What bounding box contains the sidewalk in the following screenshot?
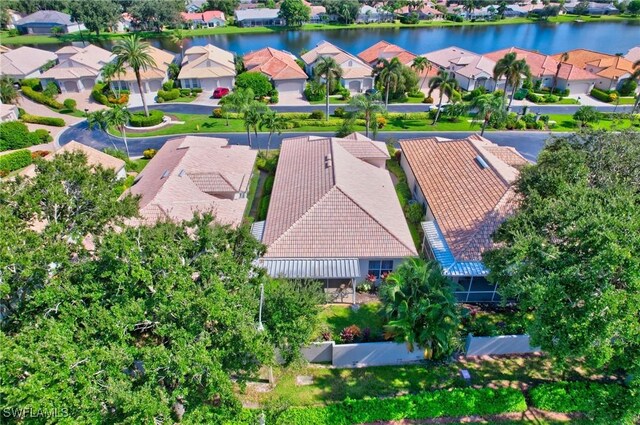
[18,95,85,144]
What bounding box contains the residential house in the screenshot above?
[252,133,417,302]
[185,0,207,13]
[563,1,619,14]
[40,44,114,93]
[111,46,175,94]
[357,41,416,66]
[625,46,640,64]
[243,47,308,97]
[302,41,374,93]
[181,11,226,28]
[422,46,505,91]
[178,44,236,92]
[115,13,134,32]
[399,135,529,302]
[234,9,285,27]
[356,5,393,23]
[2,10,24,30]
[15,10,85,34]
[485,47,596,95]
[21,141,127,179]
[303,0,328,23]
[552,49,635,92]
[396,3,445,20]
[127,136,256,227]
[0,46,58,80]
[0,101,19,123]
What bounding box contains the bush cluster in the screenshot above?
[143,149,157,159]
[63,98,77,110]
[590,88,617,103]
[162,80,175,91]
[0,149,32,174]
[309,110,325,120]
[526,92,559,103]
[92,83,129,106]
[21,114,65,127]
[157,88,180,101]
[21,86,63,109]
[33,129,52,143]
[0,121,40,151]
[304,82,326,102]
[129,110,165,128]
[21,78,41,89]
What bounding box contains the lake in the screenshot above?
[31,21,640,57]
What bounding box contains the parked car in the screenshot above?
[364,88,379,98]
[213,87,230,99]
[428,103,452,112]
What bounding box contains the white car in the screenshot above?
[428,103,452,112]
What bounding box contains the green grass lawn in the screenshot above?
[126,158,149,173]
[169,95,198,103]
[243,169,261,220]
[616,97,638,105]
[548,114,639,132]
[309,97,347,105]
[533,98,580,105]
[318,302,385,342]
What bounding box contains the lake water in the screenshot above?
[27,21,640,56]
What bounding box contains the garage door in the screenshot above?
[276,80,303,95]
[80,78,94,91]
[63,80,78,93]
[348,80,362,92]
[148,80,162,92]
[568,81,592,95]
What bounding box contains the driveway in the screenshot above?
[18,94,85,142]
[277,91,309,105]
[59,91,105,113]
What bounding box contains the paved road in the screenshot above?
[60,121,558,162]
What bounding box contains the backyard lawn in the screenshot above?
[318,302,385,342]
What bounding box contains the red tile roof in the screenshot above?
[358,41,417,65]
[181,10,225,21]
[243,47,308,81]
[552,49,635,80]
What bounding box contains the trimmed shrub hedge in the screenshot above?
[529,381,630,413]
[21,86,63,109]
[590,88,617,103]
[33,129,52,143]
[0,121,40,151]
[257,194,270,221]
[92,82,129,106]
[191,87,203,93]
[157,88,180,101]
[129,110,165,127]
[263,174,275,194]
[63,98,77,110]
[395,181,411,208]
[0,149,32,173]
[21,114,65,127]
[21,78,41,89]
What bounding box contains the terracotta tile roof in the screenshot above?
[424,46,498,79]
[117,46,175,82]
[262,134,416,259]
[181,10,225,21]
[358,41,417,65]
[399,134,527,262]
[485,47,560,79]
[302,41,373,77]
[178,44,235,80]
[552,49,634,80]
[126,136,256,227]
[243,47,308,81]
[555,62,596,81]
[41,44,113,80]
[0,46,58,77]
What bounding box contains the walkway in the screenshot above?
[18,95,85,143]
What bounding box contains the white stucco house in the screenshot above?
[0,46,58,81]
[15,10,85,34]
[111,46,175,95]
[302,41,374,93]
[40,44,114,93]
[178,44,236,92]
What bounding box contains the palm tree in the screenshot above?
[379,258,460,359]
[348,94,386,137]
[170,29,186,59]
[314,56,343,121]
[259,110,287,152]
[411,56,431,93]
[220,88,254,126]
[469,92,504,136]
[0,76,18,104]
[243,101,267,148]
[87,110,118,151]
[428,70,459,125]
[101,61,126,97]
[551,51,569,95]
[374,57,404,107]
[105,105,132,158]
[112,35,157,117]
[493,52,531,110]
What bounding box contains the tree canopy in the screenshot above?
[68,0,121,36]
[278,0,311,26]
[484,131,640,378]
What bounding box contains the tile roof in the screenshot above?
[625,46,640,64]
[178,44,235,80]
[235,8,280,20]
[117,46,175,82]
[243,47,307,81]
[181,10,225,21]
[423,46,498,79]
[126,136,256,227]
[399,134,528,263]
[552,49,635,80]
[0,45,11,54]
[16,10,74,26]
[485,47,560,79]
[0,46,57,77]
[302,41,373,79]
[358,41,417,65]
[262,134,416,259]
[41,44,113,80]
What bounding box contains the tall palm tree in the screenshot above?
[112,35,157,117]
[101,61,126,97]
[314,56,343,121]
[493,52,531,110]
[105,105,132,158]
[259,110,287,152]
[170,29,186,59]
[348,93,386,137]
[551,51,569,95]
[428,70,459,125]
[220,88,254,126]
[87,110,118,151]
[379,258,460,359]
[469,92,504,136]
[411,56,431,93]
[243,101,267,148]
[0,76,18,104]
[374,57,404,107]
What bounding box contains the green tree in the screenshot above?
[105,105,132,158]
[493,52,531,109]
[374,57,404,106]
[379,258,461,359]
[170,28,186,58]
[87,109,119,151]
[113,35,157,117]
[630,60,640,113]
[573,105,599,127]
[206,0,240,16]
[628,0,640,15]
[101,60,126,96]
[259,109,287,152]
[219,87,254,126]
[428,70,459,125]
[69,0,122,36]
[0,76,18,104]
[279,0,311,26]
[469,92,505,136]
[348,93,386,137]
[324,0,359,23]
[235,72,273,98]
[243,101,267,147]
[411,56,431,93]
[483,131,640,387]
[313,56,343,121]
[129,0,183,31]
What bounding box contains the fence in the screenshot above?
[464,334,540,356]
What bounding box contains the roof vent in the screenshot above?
[161,170,170,179]
[324,154,332,169]
[475,155,489,169]
[178,169,186,177]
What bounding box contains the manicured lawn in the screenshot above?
[309,97,347,105]
[616,97,637,105]
[318,302,385,342]
[548,114,638,132]
[169,95,198,103]
[126,158,149,173]
[243,169,261,220]
[532,98,580,105]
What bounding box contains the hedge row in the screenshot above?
[21,114,65,127]
[529,381,630,414]
[129,110,165,127]
[590,88,617,103]
[21,86,63,109]
[157,88,180,101]
[0,149,32,174]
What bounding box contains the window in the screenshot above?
[191,79,201,88]
[368,260,393,279]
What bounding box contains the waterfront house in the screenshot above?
[234,8,285,27]
[0,46,58,80]
[15,10,84,34]
[127,136,256,227]
[185,0,207,13]
[303,0,328,23]
[111,46,175,94]
[178,44,236,92]
[181,11,226,28]
[357,41,417,66]
[552,49,635,92]
[252,133,417,302]
[399,135,529,302]
[40,45,114,93]
[243,47,308,98]
[302,41,374,93]
[356,5,393,23]
[396,3,445,20]
[563,1,619,14]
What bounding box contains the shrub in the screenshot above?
[400,12,420,24]
[376,116,386,129]
[212,108,223,118]
[304,81,326,102]
[513,88,528,101]
[63,98,77,110]
[103,147,128,160]
[236,72,273,98]
[143,149,157,159]
[157,88,180,101]
[257,194,271,221]
[339,325,361,343]
[91,82,110,106]
[129,110,165,127]
[309,110,325,120]
[543,94,559,103]
[33,129,52,143]
[21,86,63,109]
[618,79,637,96]
[0,149,32,173]
[423,96,434,104]
[590,87,616,103]
[333,107,346,118]
[42,81,59,98]
[269,93,278,104]
[0,121,39,151]
[405,202,424,224]
[191,87,203,93]
[162,80,175,91]
[515,119,527,130]
[526,92,542,103]
[256,153,279,173]
[407,90,425,99]
[21,78,41,89]
[395,181,411,208]
[106,94,129,105]
[30,150,50,159]
[263,174,275,194]
[179,88,191,96]
[21,114,65,127]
